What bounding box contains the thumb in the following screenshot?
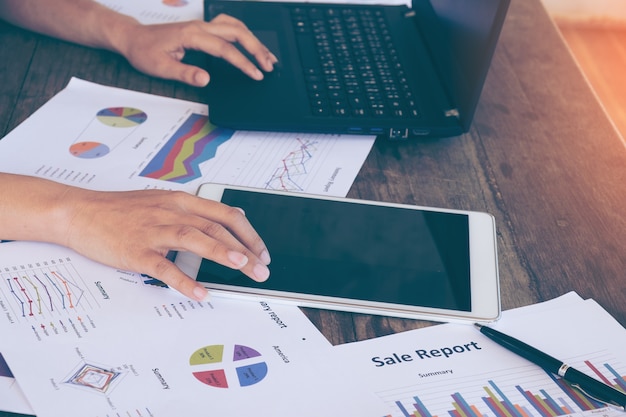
[140,57,211,87]
[167,61,211,87]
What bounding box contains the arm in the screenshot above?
[0,173,271,301]
[0,0,277,86]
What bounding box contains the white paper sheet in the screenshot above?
[0,241,389,417]
[0,353,34,415]
[96,0,203,24]
[0,78,375,198]
[333,292,626,417]
[94,0,410,25]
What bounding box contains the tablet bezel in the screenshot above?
[175,183,501,324]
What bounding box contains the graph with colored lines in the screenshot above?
[0,257,101,324]
[380,354,626,417]
[64,362,124,394]
[265,137,318,192]
[140,113,233,183]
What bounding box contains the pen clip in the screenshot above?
[570,383,626,412]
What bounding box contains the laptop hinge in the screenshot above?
[445,108,460,119]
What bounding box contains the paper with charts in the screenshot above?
[93,0,411,25]
[0,352,32,415]
[0,241,389,417]
[95,0,203,24]
[0,77,375,197]
[333,292,626,417]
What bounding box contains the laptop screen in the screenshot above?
[416,0,510,128]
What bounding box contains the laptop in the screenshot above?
[202,0,510,139]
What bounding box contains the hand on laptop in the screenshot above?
[0,174,271,302]
[119,14,279,87]
[0,0,278,87]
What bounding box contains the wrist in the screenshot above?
[0,174,79,246]
[103,14,142,57]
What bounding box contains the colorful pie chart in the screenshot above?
[163,0,189,6]
[69,141,110,158]
[190,344,268,388]
[96,107,148,128]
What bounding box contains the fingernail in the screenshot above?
[253,68,264,80]
[260,249,271,265]
[193,286,210,302]
[253,263,270,282]
[228,251,248,268]
[195,71,210,86]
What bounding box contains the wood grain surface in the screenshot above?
[1,0,624,351]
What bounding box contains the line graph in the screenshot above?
[264,138,318,191]
[6,270,86,316]
[0,257,100,323]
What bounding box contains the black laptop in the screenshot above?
[202,0,510,139]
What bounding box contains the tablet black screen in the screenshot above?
[197,189,471,311]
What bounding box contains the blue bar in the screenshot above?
[604,363,626,392]
[538,389,564,416]
[452,392,478,417]
[396,400,412,417]
[413,395,434,417]
[489,380,524,417]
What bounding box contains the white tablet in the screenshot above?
[175,184,501,323]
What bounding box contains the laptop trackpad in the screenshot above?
[234,30,285,79]
[254,30,282,65]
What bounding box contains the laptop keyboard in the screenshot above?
[291,6,421,119]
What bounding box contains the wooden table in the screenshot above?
[1,0,625,357]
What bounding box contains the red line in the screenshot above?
[584,360,612,385]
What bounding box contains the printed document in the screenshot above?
[0,241,389,417]
[0,78,375,198]
[333,292,626,417]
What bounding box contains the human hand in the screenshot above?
[117,14,278,86]
[61,188,271,301]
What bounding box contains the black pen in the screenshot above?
[475,323,626,411]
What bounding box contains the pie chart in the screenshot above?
[96,107,148,128]
[163,0,189,6]
[69,141,110,158]
[190,344,268,388]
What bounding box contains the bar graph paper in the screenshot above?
[379,351,625,417]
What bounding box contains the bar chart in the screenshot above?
[380,351,626,417]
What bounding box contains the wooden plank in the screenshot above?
[1,0,624,345]
[0,22,37,137]
[4,31,202,134]
[556,23,626,141]
[473,0,626,325]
